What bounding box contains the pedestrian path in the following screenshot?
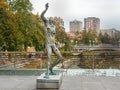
[60,75,120,90]
[0,69,120,90]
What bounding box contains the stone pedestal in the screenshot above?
[36,73,63,90]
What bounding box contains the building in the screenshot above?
[84,17,100,32]
[70,19,82,33]
[100,29,115,38]
[100,28,120,39]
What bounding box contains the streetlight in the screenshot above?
[76,41,77,46]
[93,41,95,47]
[89,40,92,47]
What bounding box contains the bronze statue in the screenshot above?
[41,3,62,78]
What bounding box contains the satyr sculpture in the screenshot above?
[41,3,62,78]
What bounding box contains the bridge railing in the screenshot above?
[73,45,120,51]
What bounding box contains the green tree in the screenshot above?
[53,17,72,51]
[81,30,98,45]
[7,0,33,13]
[31,14,45,51]
[8,0,35,51]
[0,0,45,51]
[0,0,23,51]
[9,0,45,51]
[99,32,109,44]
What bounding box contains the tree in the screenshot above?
[99,32,110,44]
[10,0,33,51]
[30,14,45,51]
[53,17,72,51]
[7,0,40,51]
[81,30,98,45]
[7,0,33,13]
[0,0,24,51]
[0,0,45,51]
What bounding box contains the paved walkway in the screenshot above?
[61,75,120,90]
[0,76,36,90]
[0,75,120,90]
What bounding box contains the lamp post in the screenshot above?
[93,41,95,47]
[89,40,92,47]
[92,56,95,72]
[76,41,77,46]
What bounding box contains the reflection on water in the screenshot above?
[65,69,120,76]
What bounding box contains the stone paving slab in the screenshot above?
[0,76,37,90]
[60,75,120,90]
[0,75,120,90]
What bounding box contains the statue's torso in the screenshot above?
[44,23,56,44]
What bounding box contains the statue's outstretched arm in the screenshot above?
[41,3,49,24]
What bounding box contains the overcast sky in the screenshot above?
[30,0,120,31]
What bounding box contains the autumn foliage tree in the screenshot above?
[1,0,70,52]
[81,30,98,45]
[0,0,23,51]
[0,0,45,51]
[53,17,72,51]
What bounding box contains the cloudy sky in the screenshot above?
[30,0,120,31]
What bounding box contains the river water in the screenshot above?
[63,60,120,77]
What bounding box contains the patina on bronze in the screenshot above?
[41,3,62,78]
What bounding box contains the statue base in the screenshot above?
[36,72,63,89]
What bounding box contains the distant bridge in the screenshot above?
[73,46,120,51]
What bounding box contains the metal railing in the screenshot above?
[0,51,120,76]
[0,52,46,69]
[0,51,120,69]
